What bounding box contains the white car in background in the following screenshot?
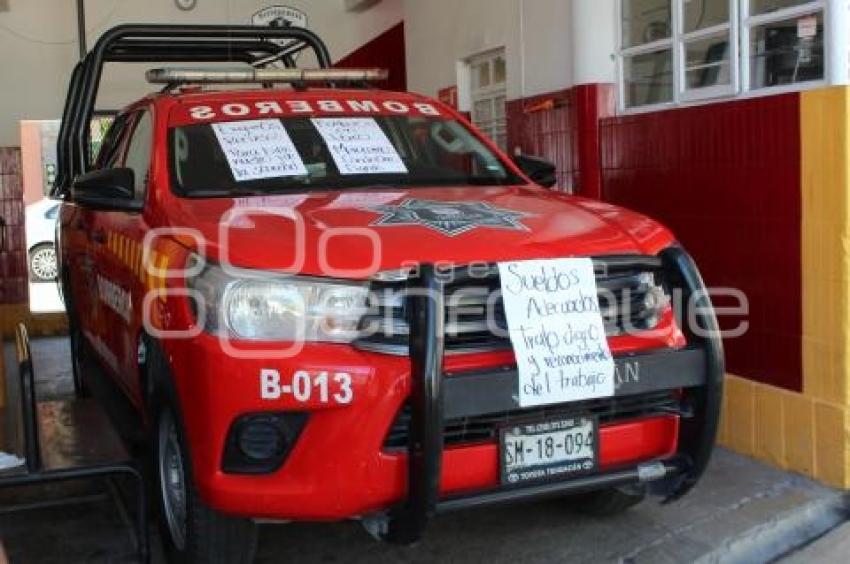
[25,198,59,282]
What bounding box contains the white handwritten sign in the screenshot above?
[498,258,615,407]
[311,117,408,175]
[212,119,307,182]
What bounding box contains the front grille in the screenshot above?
[383,390,682,450]
[355,255,669,355]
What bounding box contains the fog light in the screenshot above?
[238,419,283,461]
[222,412,308,474]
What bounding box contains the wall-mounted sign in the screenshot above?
[251,5,308,29]
[438,86,458,109]
[797,15,817,39]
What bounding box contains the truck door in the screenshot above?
[92,108,154,401]
[61,113,130,370]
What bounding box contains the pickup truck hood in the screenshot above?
[163,185,676,277]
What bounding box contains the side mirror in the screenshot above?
[513,155,557,188]
[71,168,142,212]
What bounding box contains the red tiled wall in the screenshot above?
[506,89,577,191]
[0,147,27,305]
[600,94,802,391]
[506,84,614,196]
[335,22,406,92]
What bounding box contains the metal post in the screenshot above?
[15,323,41,473]
[76,0,86,59]
[0,334,6,410]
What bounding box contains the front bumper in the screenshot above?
[384,247,724,543]
[166,248,723,530]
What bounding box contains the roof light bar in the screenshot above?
[146,67,388,84]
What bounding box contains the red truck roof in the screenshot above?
[161,88,452,127]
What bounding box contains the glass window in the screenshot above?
[469,49,508,151]
[684,0,730,32]
[750,0,813,15]
[123,112,153,201]
[169,116,521,197]
[618,0,826,109]
[474,62,491,89]
[90,115,115,163]
[685,32,732,89]
[622,0,671,48]
[94,113,129,169]
[473,99,493,123]
[623,49,674,107]
[749,12,823,89]
[493,55,507,84]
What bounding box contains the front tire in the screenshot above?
[29,243,57,282]
[64,278,91,398]
[150,347,257,564]
[68,321,91,398]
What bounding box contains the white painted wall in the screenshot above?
[404,0,616,105]
[518,0,575,98]
[403,0,520,104]
[570,0,617,86]
[827,0,850,85]
[0,0,403,147]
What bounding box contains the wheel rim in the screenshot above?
[158,410,188,551]
[30,247,57,281]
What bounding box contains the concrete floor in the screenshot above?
[782,521,850,563]
[1,337,847,563]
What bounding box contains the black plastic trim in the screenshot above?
[221,412,309,475]
[437,459,685,513]
[442,348,705,419]
[354,254,668,356]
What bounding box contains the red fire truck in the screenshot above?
[53,25,723,564]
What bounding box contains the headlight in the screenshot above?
[189,261,368,342]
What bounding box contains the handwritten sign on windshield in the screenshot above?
[312,117,407,175]
[498,258,615,407]
[212,119,307,182]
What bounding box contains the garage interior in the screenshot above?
[2,0,850,562]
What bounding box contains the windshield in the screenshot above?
[169,115,522,196]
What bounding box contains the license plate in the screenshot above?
[500,417,597,485]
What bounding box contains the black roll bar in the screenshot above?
[56,60,85,196]
[385,265,446,544]
[104,39,295,63]
[53,24,333,196]
[660,247,725,500]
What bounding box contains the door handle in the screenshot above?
[0,216,6,252]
